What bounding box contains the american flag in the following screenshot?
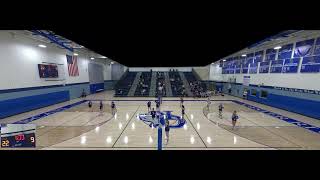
[66,55,79,76]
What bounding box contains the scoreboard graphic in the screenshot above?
[1,124,36,148]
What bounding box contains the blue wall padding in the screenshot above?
[0,91,70,119]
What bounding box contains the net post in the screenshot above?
[157,126,162,150]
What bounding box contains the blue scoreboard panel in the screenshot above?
[282,58,300,73]
[259,61,270,73]
[1,124,36,148]
[270,60,284,73]
[300,55,320,73]
[1,133,36,148]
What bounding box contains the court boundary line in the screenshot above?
[86,99,232,102]
[40,146,302,149]
[6,97,320,149]
[6,99,230,125]
[232,111,302,148]
[184,114,207,148]
[233,100,320,134]
[35,112,88,136]
[42,115,115,149]
[12,100,88,124]
[204,105,303,149]
[111,106,140,148]
[203,111,271,149]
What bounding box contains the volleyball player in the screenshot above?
[207,97,211,110]
[218,103,224,119]
[147,101,151,112]
[231,110,239,130]
[88,101,93,112]
[181,105,185,119]
[99,101,104,114]
[111,101,116,116]
[180,97,184,107]
[151,108,156,121]
[156,100,160,111]
[165,119,170,144]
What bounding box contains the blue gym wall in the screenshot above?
[0,31,125,120]
[216,81,320,120]
[0,81,117,119]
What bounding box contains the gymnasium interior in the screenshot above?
[0,30,320,150]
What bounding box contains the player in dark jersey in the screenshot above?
[111,101,116,116]
[156,100,160,111]
[99,101,103,114]
[88,101,93,112]
[165,119,170,144]
[180,97,184,108]
[147,101,151,112]
[151,108,156,119]
[231,110,239,130]
[218,103,224,119]
[181,105,185,119]
[150,108,157,128]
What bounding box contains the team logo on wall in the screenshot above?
[138,111,186,128]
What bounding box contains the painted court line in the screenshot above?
[9,99,320,136]
[13,100,87,124]
[86,99,231,102]
[111,106,140,148]
[233,100,320,134]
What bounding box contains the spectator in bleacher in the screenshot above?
[117,89,123,95]
[141,88,146,96]
[182,88,186,97]
[158,85,164,95]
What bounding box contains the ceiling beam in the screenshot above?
[31,30,74,52]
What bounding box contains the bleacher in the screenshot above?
[184,72,208,97]
[134,72,152,96]
[155,72,166,97]
[114,71,204,97]
[184,72,197,83]
[114,72,137,97]
[169,71,184,96]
